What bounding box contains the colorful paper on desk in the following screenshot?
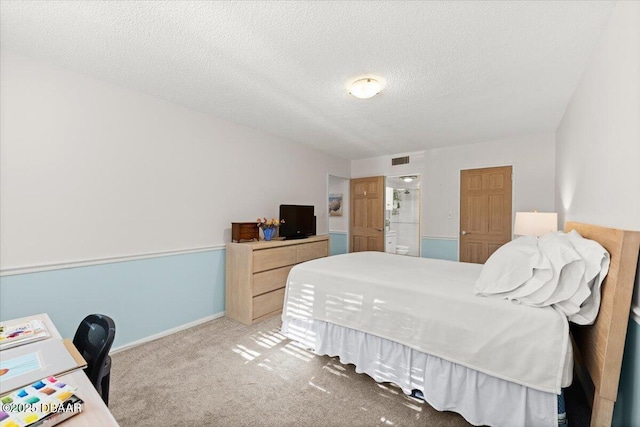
[0,375,84,427]
[0,352,41,381]
[0,320,50,351]
[0,339,83,394]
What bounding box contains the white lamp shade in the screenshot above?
[349,78,381,99]
[514,212,558,237]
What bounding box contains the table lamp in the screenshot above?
[514,211,558,237]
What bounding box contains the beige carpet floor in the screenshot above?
[109,316,473,426]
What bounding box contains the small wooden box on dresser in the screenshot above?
[226,234,329,325]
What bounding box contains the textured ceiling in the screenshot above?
[0,1,615,160]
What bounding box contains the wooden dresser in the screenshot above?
[225,234,329,325]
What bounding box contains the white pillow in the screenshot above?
[500,249,552,301]
[474,236,548,296]
[474,230,610,325]
[563,230,610,325]
[514,232,584,306]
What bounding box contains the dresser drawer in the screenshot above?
[253,246,296,272]
[252,265,292,296]
[252,288,286,319]
[296,241,328,263]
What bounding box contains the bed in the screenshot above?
[280,222,640,427]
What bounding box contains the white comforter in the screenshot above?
[282,252,570,394]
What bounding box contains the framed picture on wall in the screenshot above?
[329,193,343,217]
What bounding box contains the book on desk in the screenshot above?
[0,320,50,351]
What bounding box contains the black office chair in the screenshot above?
[73,314,116,406]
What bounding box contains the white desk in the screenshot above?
[1,314,119,426]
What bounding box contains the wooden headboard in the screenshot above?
[565,222,640,427]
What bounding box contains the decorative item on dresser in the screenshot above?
[256,217,284,241]
[225,235,329,325]
[231,222,259,243]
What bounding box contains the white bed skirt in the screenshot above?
[282,317,558,427]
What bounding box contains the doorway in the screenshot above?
[459,166,512,264]
[385,175,421,256]
[328,175,350,255]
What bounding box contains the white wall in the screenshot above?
[0,51,350,270]
[328,175,349,232]
[423,134,556,239]
[352,134,556,241]
[555,1,640,310]
[351,151,425,179]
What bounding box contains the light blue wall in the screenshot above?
[421,237,458,261]
[330,232,348,256]
[613,319,640,427]
[0,249,225,348]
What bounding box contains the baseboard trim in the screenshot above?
[110,311,226,354]
[329,230,348,235]
[1,245,226,276]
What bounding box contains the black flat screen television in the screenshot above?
[279,205,315,240]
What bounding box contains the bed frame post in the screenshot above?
[566,222,640,427]
[591,395,615,427]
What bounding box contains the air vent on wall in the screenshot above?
[391,156,410,166]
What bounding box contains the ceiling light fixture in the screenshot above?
[401,176,417,182]
[349,78,382,99]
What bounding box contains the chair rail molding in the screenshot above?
[1,245,226,276]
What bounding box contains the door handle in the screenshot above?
[376,228,383,232]
[461,230,469,235]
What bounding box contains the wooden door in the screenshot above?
[350,176,384,252]
[459,166,512,264]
